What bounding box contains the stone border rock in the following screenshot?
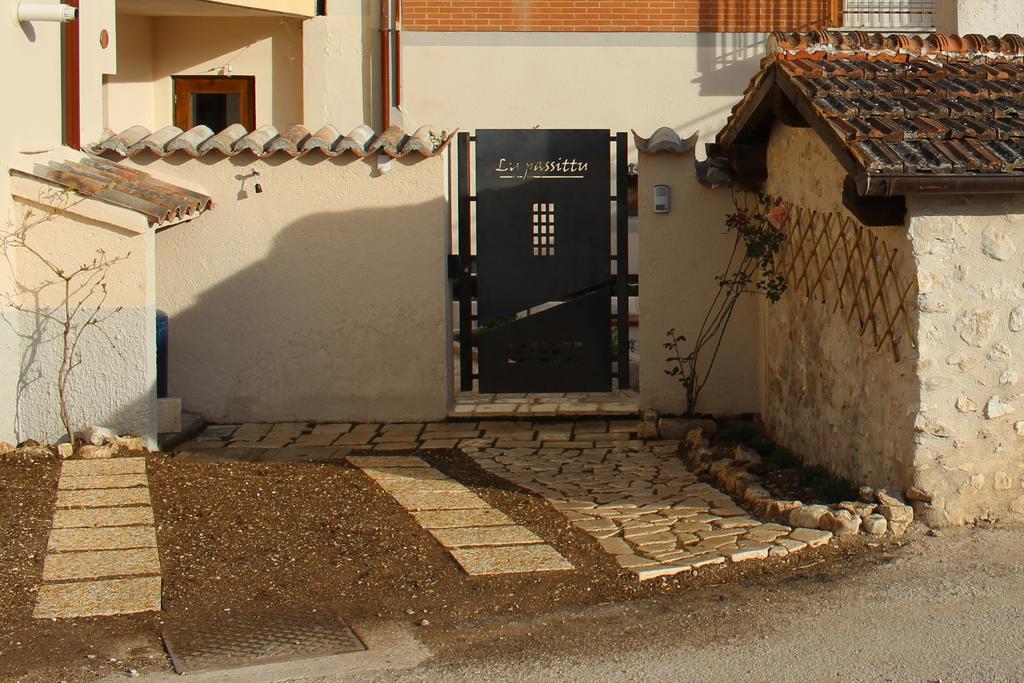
[682,429,915,539]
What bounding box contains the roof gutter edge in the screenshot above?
[858,173,1024,197]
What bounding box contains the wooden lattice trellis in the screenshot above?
[754,195,918,361]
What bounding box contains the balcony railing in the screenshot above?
[836,0,936,31]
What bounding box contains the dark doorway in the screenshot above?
[455,130,631,394]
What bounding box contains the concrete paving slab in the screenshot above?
[61,457,146,477]
[347,456,429,468]
[412,509,515,529]
[231,424,273,441]
[48,525,157,552]
[58,473,148,490]
[387,490,490,511]
[311,423,352,435]
[52,506,155,528]
[449,544,573,575]
[429,525,543,548]
[33,575,161,619]
[374,477,469,495]
[56,487,151,508]
[41,547,161,581]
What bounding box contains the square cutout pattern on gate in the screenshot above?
[532,203,556,256]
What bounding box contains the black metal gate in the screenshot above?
[454,129,630,394]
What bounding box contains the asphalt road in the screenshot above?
[338,527,1024,682]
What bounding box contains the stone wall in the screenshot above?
[908,196,1024,526]
[762,123,919,491]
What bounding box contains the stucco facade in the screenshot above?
[124,154,452,424]
[106,13,305,134]
[6,178,157,446]
[637,148,761,417]
[2,9,65,444]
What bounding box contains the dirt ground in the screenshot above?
[0,448,893,682]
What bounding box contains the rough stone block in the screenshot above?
[820,509,861,537]
[789,504,830,529]
[788,528,833,547]
[862,514,888,536]
[157,398,182,434]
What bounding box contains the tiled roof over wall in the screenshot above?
[12,156,211,226]
[91,124,454,159]
[717,31,1024,195]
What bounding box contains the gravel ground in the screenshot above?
[0,449,162,682]
[2,447,886,681]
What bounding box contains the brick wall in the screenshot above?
[402,1,838,32]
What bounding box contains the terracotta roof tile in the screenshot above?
[11,156,212,226]
[90,124,456,160]
[718,31,1024,186]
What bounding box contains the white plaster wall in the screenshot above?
[762,124,919,490]
[105,13,156,133]
[637,151,760,416]
[79,0,118,144]
[908,196,1024,526]
[0,10,66,444]
[4,200,156,444]
[345,32,766,156]
[105,14,305,133]
[303,10,377,131]
[935,0,1024,35]
[128,154,451,423]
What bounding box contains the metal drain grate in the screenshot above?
[161,608,366,674]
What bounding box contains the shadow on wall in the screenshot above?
[158,181,450,423]
[7,309,156,443]
[693,32,765,98]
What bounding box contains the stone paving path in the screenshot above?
[34,456,162,619]
[181,419,645,456]
[460,427,833,580]
[180,419,833,581]
[450,392,640,419]
[348,455,572,575]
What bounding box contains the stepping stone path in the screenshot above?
[456,423,834,581]
[34,456,161,619]
[347,455,572,575]
[180,418,834,580]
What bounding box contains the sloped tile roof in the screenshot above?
[717,31,1024,195]
[11,156,211,226]
[90,124,455,159]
